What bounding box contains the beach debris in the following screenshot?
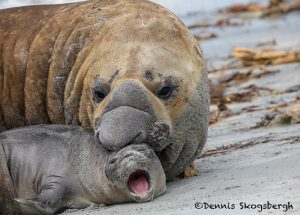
[252,100,300,128]
[194,32,218,41]
[220,0,283,14]
[209,83,276,125]
[199,134,299,158]
[217,85,272,105]
[189,0,300,30]
[267,96,300,113]
[209,67,276,105]
[209,111,219,125]
[256,39,277,47]
[261,0,300,17]
[209,101,234,125]
[209,79,224,104]
[221,2,266,13]
[253,112,278,128]
[284,85,300,93]
[188,18,244,29]
[176,164,198,178]
[207,59,241,73]
[233,48,300,66]
[269,107,300,126]
[220,67,278,85]
[220,0,300,17]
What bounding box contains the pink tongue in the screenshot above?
[129,172,149,196]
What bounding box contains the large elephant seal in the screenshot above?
[0,0,210,179]
[0,125,166,214]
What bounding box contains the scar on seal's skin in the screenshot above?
[144,70,154,81]
[194,45,203,60]
[93,75,110,88]
[109,70,120,84]
[93,75,101,84]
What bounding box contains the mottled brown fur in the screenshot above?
[0,0,209,179]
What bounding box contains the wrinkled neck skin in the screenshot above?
[78,167,128,205]
[73,144,129,205]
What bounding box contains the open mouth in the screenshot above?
[127,170,150,198]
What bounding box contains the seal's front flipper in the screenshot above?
[15,180,68,214]
[15,198,58,215]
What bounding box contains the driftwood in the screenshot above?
[0,143,21,214]
[233,48,300,66]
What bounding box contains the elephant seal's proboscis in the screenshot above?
[0,125,166,214]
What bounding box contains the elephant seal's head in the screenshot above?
[64,0,209,179]
[105,144,166,203]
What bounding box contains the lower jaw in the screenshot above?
[129,190,154,203]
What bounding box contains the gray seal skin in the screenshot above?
[0,125,166,215]
[0,0,210,179]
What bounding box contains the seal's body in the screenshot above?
[0,0,209,179]
[0,125,166,214]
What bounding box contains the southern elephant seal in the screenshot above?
[0,0,210,179]
[0,125,166,214]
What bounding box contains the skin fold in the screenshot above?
[0,0,210,179]
[0,125,166,214]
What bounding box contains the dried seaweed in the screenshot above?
[233,48,300,66]
[269,107,300,126]
[194,32,218,41]
[220,0,300,18]
[220,2,267,13]
[189,0,300,30]
[188,18,243,29]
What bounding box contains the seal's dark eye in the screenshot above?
[93,86,108,103]
[157,84,174,100]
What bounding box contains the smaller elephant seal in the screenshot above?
[0,125,166,214]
